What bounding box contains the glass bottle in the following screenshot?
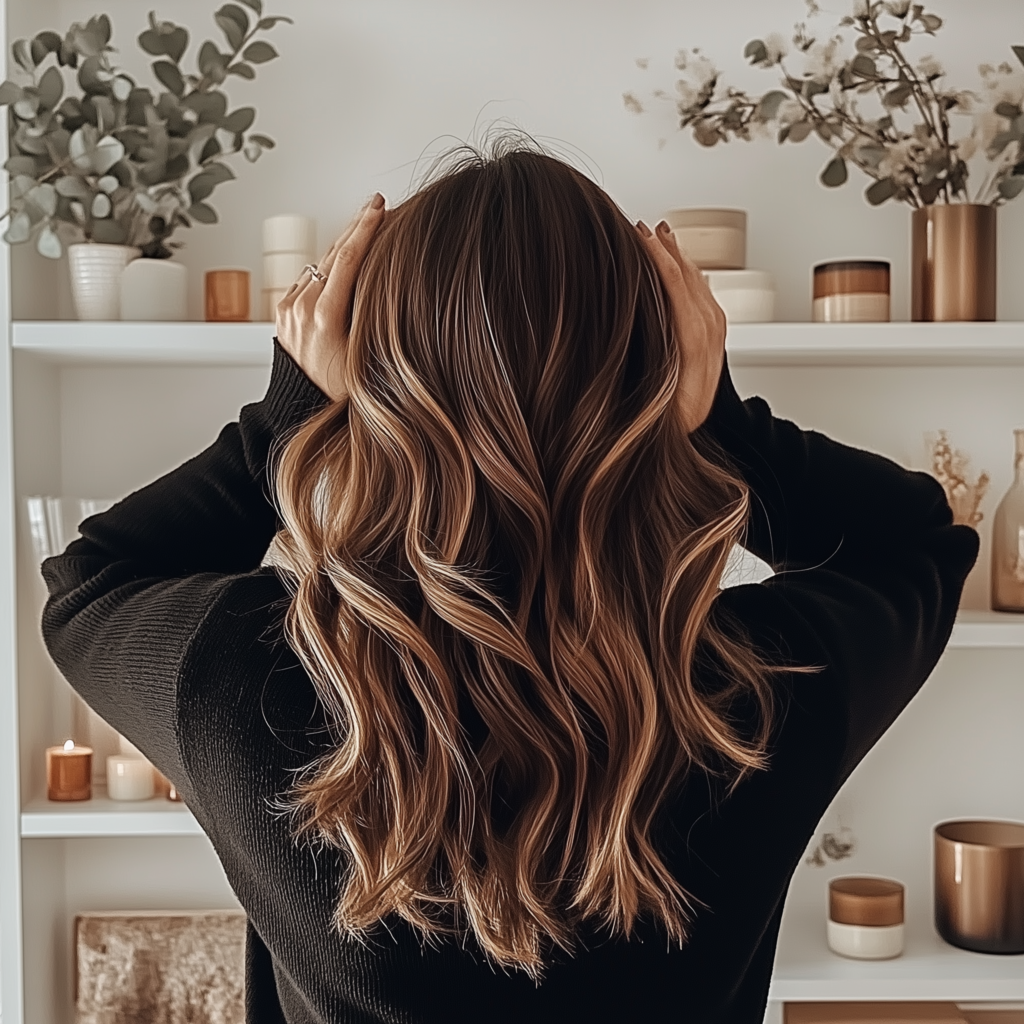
[991,430,1024,613]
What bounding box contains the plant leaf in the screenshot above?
[227,62,255,79]
[188,172,218,203]
[91,192,112,218]
[189,200,218,224]
[256,16,293,28]
[202,161,235,185]
[820,155,848,187]
[164,27,189,63]
[92,134,126,175]
[153,60,185,96]
[865,177,897,205]
[55,176,90,198]
[138,29,164,56]
[215,14,245,52]
[112,76,133,102]
[248,133,274,148]
[4,211,31,244]
[96,174,119,194]
[198,41,226,76]
[995,101,1021,120]
[754,90,787,121]
[0,80,21,105]
[36,224,62,259]
[238,0,263,13]
[4,155,37,175]
[13,38,35,73]
[37,67,63,111]
[1013,45,1024,68]
[222,106,255,133]
[998,175,1024,200]
[788,120,812,143]
[242,41,277,63]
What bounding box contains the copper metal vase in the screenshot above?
[911,204,996,321]
[934,819,1024,954]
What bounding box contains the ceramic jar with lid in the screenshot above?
[827,876,905,959]
[665,209,746,270]
[813,260,891,322]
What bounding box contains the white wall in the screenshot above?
[8,0,1024,321]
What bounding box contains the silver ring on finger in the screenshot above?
[302,264,328,282]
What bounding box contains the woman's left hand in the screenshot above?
[275,192,386,401]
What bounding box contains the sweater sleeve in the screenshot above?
[697,359,979,776]
[40,341,329,797]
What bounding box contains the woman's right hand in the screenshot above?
[637,219,726,433]
[275,193,386,401]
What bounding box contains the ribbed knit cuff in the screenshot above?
[262,338,333,438]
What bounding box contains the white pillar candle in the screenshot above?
[106,755,155,801]
[262,214,316,255]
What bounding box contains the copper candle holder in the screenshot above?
[934,818,1024,954]
[204,269,251,322]
[46,740,93,801]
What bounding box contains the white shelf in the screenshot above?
[10,320,1024,368]
[948,610,1024,648]
[771,904,1024,1002]
[21,789,202,838]
[727,322,1024,366]
[12,320,276,365]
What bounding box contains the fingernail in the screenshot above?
[636,220,652,237]
[656,220,671,235]
[371,192,385,210]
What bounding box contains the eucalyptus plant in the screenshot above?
[627,1,1024,209]
[0,2,290,259]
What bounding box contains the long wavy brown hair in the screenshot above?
[273,143,777,979]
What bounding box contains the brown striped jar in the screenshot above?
[813,260,891,322]
[827,876,905,959]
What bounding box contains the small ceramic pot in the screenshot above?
[665,209,746,270]
[703,270,775,323]
[813,260,891,322]
[68,243,139,321]
[827,876,905,960]
[119,258,188,321]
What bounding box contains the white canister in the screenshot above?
[263,214,316,256]
[827,876,905,960]
[262,287,289,323]
[264,251,313,291]
[119,258,188,321]
[106,755,155,801]
[665,209,746,270]
[703,270,775,323]
[68,243,140,321]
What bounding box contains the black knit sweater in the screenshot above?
[41,342,978,1024]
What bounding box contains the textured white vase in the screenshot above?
[68,243,139,321]
[119,258,188,321]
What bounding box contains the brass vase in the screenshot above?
[911,204,996,321]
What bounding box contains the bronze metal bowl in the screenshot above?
[934,819,1024,954]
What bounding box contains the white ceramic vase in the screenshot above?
[119,258,188,321]
[67,243,139,321]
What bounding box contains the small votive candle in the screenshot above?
[813,260,891,322]
[205,269,251,322]
[106,755,155,801]
[47,740,92,801]
[827,876,905,960]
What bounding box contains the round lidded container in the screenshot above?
[813,260,891,322]
[665,208,746,270]
[827,876,905,960]
[703,270,775,323]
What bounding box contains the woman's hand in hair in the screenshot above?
[275,193,387,401]
[637,220,727,433]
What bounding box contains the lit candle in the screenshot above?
[106,756,155,801]
[47,740,92,801]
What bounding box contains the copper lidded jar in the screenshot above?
[813,261,891,322]
[827,876,905,960]
[934,819,1024,954]
[911,204,996,322]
